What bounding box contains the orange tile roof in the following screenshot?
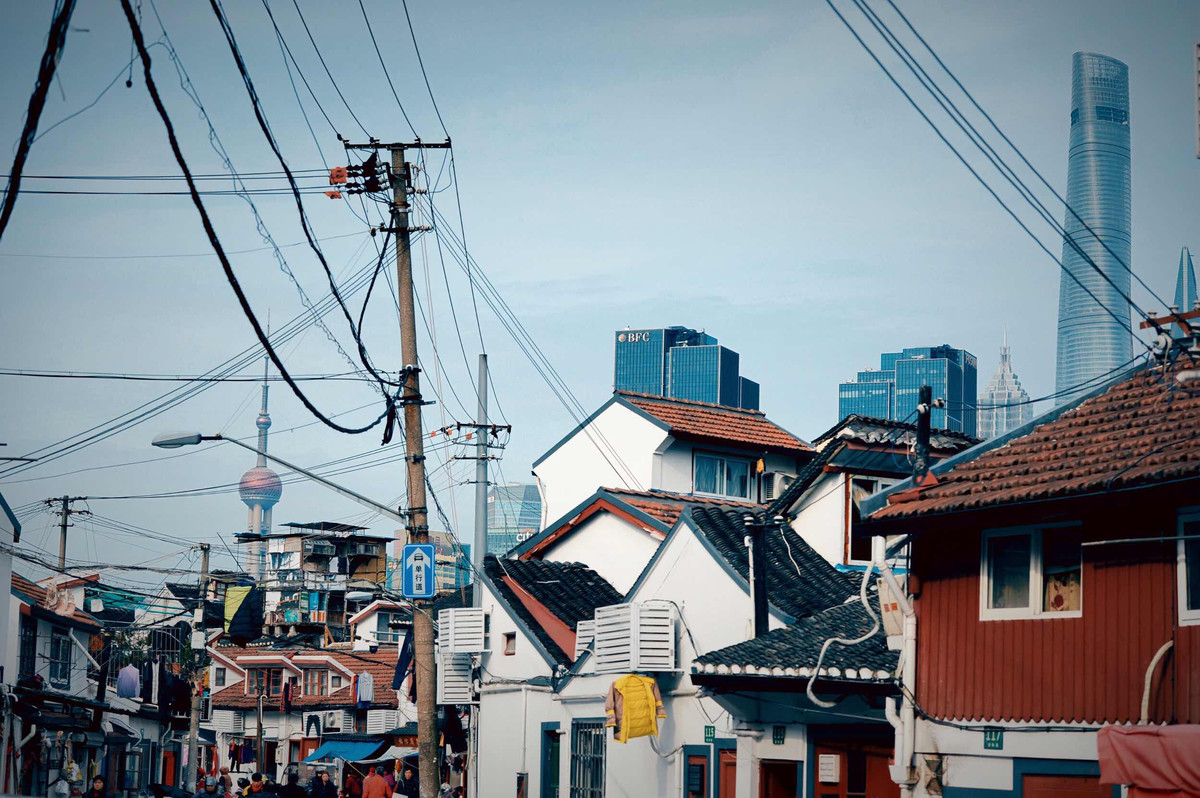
[210,646,399,710]
[11,572,101,628]
[870,367,1200,521]
[618,392,811,454]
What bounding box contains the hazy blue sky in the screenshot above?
[1,0,1196,582]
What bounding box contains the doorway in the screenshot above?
[717,749,736,798]
[1022,774,1110,798]
[759,760,798,798]
[811,739,896,798]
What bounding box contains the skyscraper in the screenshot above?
[613,326,760,410]
[839,345,978,436]
[1174,246,1197,338]
[1055,52,1133,404]
[977,332,1033,439]
[486,483,543,555]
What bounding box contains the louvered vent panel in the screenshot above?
[574,620,595,660]
[438,607,486,653]
[366,709,398,734]
[211,709,244,733]
[593,601,677,674]
[437,652,474,704]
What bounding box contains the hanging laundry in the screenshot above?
[116,664,140,698]
[140,661,156,704]
[392,629,414,690]
[281,680,293,713]
[356,671,374,708]
[224,586,264,645]
[604,674,667,743]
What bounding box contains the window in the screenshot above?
[848,478,897,563]
[693,454,750,499]
[19,616,37,678]
[1178,510,1200,625]
[303,669,328,696]
[248,668,283,696]
[331,674,343,689]
[49,628,73,688]
[503,632,517,656]
[980,527,1082,620]
[214,667,227,688]
[569,720,605,798]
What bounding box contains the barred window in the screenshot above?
[569,720,605,798]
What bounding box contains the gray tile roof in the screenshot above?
[692,598,897,681]
[686,506,856,621]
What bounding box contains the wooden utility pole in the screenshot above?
[344,138,449,798]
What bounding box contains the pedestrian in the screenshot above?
[395,766,418,798]
[247,773,266,797]
[343,771,362,798]
[309,770,337,798]
[219,767,233,794]
[193,776,222,798]
[84,777,107,798]
[278,773,306,798]
[361,767,391,798]
[381,766,395,792]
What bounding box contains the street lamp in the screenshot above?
[151,432,406,525]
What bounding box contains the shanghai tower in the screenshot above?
[1055,52,1132,404]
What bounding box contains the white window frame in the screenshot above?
[214,667,227,688]
[847,476,899,566]
[692,452,752,500]
[49,627,73,689]
[1177,508,1200,626]
[979,524,1083,621]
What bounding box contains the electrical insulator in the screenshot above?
[328,166,348,185]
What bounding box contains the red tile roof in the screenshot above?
[618,392,811,454]
[870,368,1200,521]
[11,572,101,628]
[210,647,399,710]
[604,487,761,528]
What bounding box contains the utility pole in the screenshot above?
[343,137,449,798]
[47,496,89,569]
[256,693,265,780]
[913,385,942,482]
[185,544,210,792]
[473,354,488,607]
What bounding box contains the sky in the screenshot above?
[0,0,1196,585]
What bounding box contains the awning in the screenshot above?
[302,740,385,764]
[353,746,417,765]
[1098,725,1200,796]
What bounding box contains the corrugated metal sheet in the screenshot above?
[913,507,1199,724]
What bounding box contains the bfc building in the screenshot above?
[839,345,978,437]
[613,326,760,410]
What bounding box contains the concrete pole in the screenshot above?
[390,147,438,798]
[185,544,210,792]
[473,354,488,605]
[58,495,68,569]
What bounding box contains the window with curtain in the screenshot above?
[982,527,1082,619]
[693,454,750,499]
[49,628,72,688]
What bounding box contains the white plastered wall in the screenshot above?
[789,471,849,567]
[538,512,663,594]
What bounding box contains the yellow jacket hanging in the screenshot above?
[604,674,667,743]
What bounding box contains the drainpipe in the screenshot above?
[875,534,916,795]
[1140,640,1174,724]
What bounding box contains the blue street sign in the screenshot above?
[402,543,436,599]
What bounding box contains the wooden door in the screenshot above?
[759,761,798,798]
[718,750,737,798]
[1022,774,1110,798]
[163,751,177,787]
[813,742,896,798]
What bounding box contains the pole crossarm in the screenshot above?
[342,139,451,151]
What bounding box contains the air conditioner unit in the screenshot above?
[437,652,473,705]
[574,620,595,661]
[593,601,677,674]
[762,471,797,503]
[324,710,342,730]
[438,608,485,653]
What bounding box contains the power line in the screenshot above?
[356,0,417,137]
[0,368,365,382]
[400,0,449,138]
[0,0,78,242]
[119,0,393,437]
[286,0,370,137]
[0,230,366,260]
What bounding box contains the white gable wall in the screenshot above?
[479,578,556,681]
[534,403,667,525]
[789,471,849,567]
[660,440,806,503]
[539,512,662,594]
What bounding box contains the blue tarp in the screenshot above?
[303,740,384,764]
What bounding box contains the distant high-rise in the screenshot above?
[1174,246,1197,338]
[614,326,760,409]
[839,346,978,436]
[978,332,1033,440]
[1055,52,1133,404]
[236,376,282,579]
[486,483,542,555]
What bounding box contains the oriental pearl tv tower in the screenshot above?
[238,373,282,580]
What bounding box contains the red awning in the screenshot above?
[1098,725,1200,797]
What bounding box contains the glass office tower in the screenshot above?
[977,333,1033,439]
[839,346,977,436]
[1055,53,1133,404]
[613,326,759,409]
[1174,246,1197,339]
[486,483,543,555]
